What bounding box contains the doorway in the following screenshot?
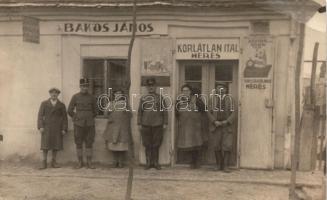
[176,60,239,166]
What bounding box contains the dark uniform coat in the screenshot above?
[37,99,68,150]
[137,93,168,148]
[68,92,97,127]
[137,93,168,127]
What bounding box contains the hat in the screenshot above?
[216,83,227,89]
[80,78,89,86]
[49,87,60,94]
[145,78,156,86]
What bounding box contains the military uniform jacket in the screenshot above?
[68,92,98,127]
[137,93,168,127]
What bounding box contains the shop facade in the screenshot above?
[0,0,319,169]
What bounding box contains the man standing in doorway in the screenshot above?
[138,78,168,170]
[208,84,235,173]
[68,78,98,169]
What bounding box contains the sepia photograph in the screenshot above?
[0,0,326,199]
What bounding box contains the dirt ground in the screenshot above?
[0,162,324,200]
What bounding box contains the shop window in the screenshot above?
[83,58,127,116]
[184,65,202,93]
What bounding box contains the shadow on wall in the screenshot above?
[0,120,126,165]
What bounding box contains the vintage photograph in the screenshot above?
[0,0,326,199]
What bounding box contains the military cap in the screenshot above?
[80,77,90,86]
[216,83,228,89]
[49,87,61,94]
[145,77,156,86]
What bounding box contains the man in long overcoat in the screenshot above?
[208,84,235,172]
[68,78,98,169]
[37,88,68,169]
[138,78,168,170]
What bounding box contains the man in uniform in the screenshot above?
[138,78,168,170]
[208,84,235,173]
[68,78,98,169]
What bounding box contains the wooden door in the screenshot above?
[177,61,238,166]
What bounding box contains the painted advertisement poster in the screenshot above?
[141,38,173,76]
[244,36,273,78]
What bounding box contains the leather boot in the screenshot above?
[39,160,47,170]
[51,159,60,168]
[51,150,60,168]
[117,152,124,168]
[144,148,151,170]
[113,152,119,168]
[214,151,221,171]
[223,151,231,173]
[75,148,83,169]
[75,157,83,169]
[86,156,96,169]
[153,147,161,170]
[220,151,225,171]
[190,151,196,169]
[85,148,95,169]
[193,150,201,169]
[39,150,48,170]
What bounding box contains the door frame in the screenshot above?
[175,60,241,167]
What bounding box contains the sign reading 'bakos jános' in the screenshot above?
[176,39,239,60]
[59,22,167,36]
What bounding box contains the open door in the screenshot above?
[177,60,239,166]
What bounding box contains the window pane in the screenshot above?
[83,59,105,116]
[185,65,202,81]
[185,81,202,94]
[107,60,127,92]
[215,64,233,82]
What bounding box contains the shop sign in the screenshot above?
[58,21,168,36]
[23,16,40,44]
[176,39,239,60]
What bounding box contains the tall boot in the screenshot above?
[117,152,124,168]
[86,148,95,169]
[194,150,201,169]
[153,147,161,170]
[39,150,48,170]
[51,150,60,168]
[223,151,231,173]
[75,148,83,169]
[190,151,196,169]
[112,152,119,168]
[220,151,225,171]
[144,147,151,170]
[214,151,221,171]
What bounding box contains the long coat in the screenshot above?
[176,95,207,150]
[103,103,132,151]
[37,99,68,150]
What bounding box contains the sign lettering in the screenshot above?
[176,39,239,60]
[58,22,166,36]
